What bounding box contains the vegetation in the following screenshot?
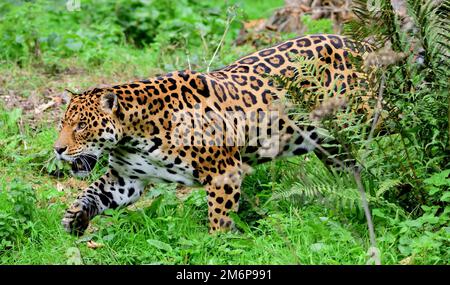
[0,0,448,264]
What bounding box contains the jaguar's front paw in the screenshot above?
[62,203,90,236]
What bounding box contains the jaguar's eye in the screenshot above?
[76,122,87,131]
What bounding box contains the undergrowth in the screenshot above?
[0,0,448,265]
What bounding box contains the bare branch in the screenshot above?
[207,7,236,72]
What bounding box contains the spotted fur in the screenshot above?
[55,34,374,235]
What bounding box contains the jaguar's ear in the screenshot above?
[64,88,77,104]
[65,88,78,96]
[101,92,118,114]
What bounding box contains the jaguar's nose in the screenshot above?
[54,146,67,155]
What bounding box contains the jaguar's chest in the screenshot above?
[109,143,200,186]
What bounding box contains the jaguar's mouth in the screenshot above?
[70,155,98,177]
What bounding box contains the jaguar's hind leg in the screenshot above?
[204,171,242,233]
[199,148,243,233]
[276,123,321,158]
[276,122,356,171]
[313,138,357,171]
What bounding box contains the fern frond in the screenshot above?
[270,166,364,217]
[407,0,450,79]
[376,178,402,198]
[344,0,397,48]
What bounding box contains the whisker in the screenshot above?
[81,156,92,173]
[84,153,97,159]
[77,155,89,173]
[79,156,87,171]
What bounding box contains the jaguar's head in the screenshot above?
[54,88,122,177]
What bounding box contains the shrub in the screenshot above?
[0,0,240,68]
[0,179,36,251]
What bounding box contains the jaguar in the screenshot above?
[54,34,375,235]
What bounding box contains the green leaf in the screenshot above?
[372,208,387,219]
[65,40,83,51]
[103,209,116,216]
[14,35,24,44]
[66,247,83,265]
[440,192,450,202]
[229,212,251,234]
[428,186,441,196]
[424,170,450,187]
[420,214,439,225]
[147,239,172,252]
[403,219,423,228]
[102,234,115,241]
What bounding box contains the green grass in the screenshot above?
[0,0,448,265]
[4,205,371,265]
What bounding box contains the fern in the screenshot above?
[376,178,402,198]
[269,156,403,218]
[407,0,450,79]
[273,180,364,217]
[345,0,400,49]
[271,0,449,214]
[342,0,449,212]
